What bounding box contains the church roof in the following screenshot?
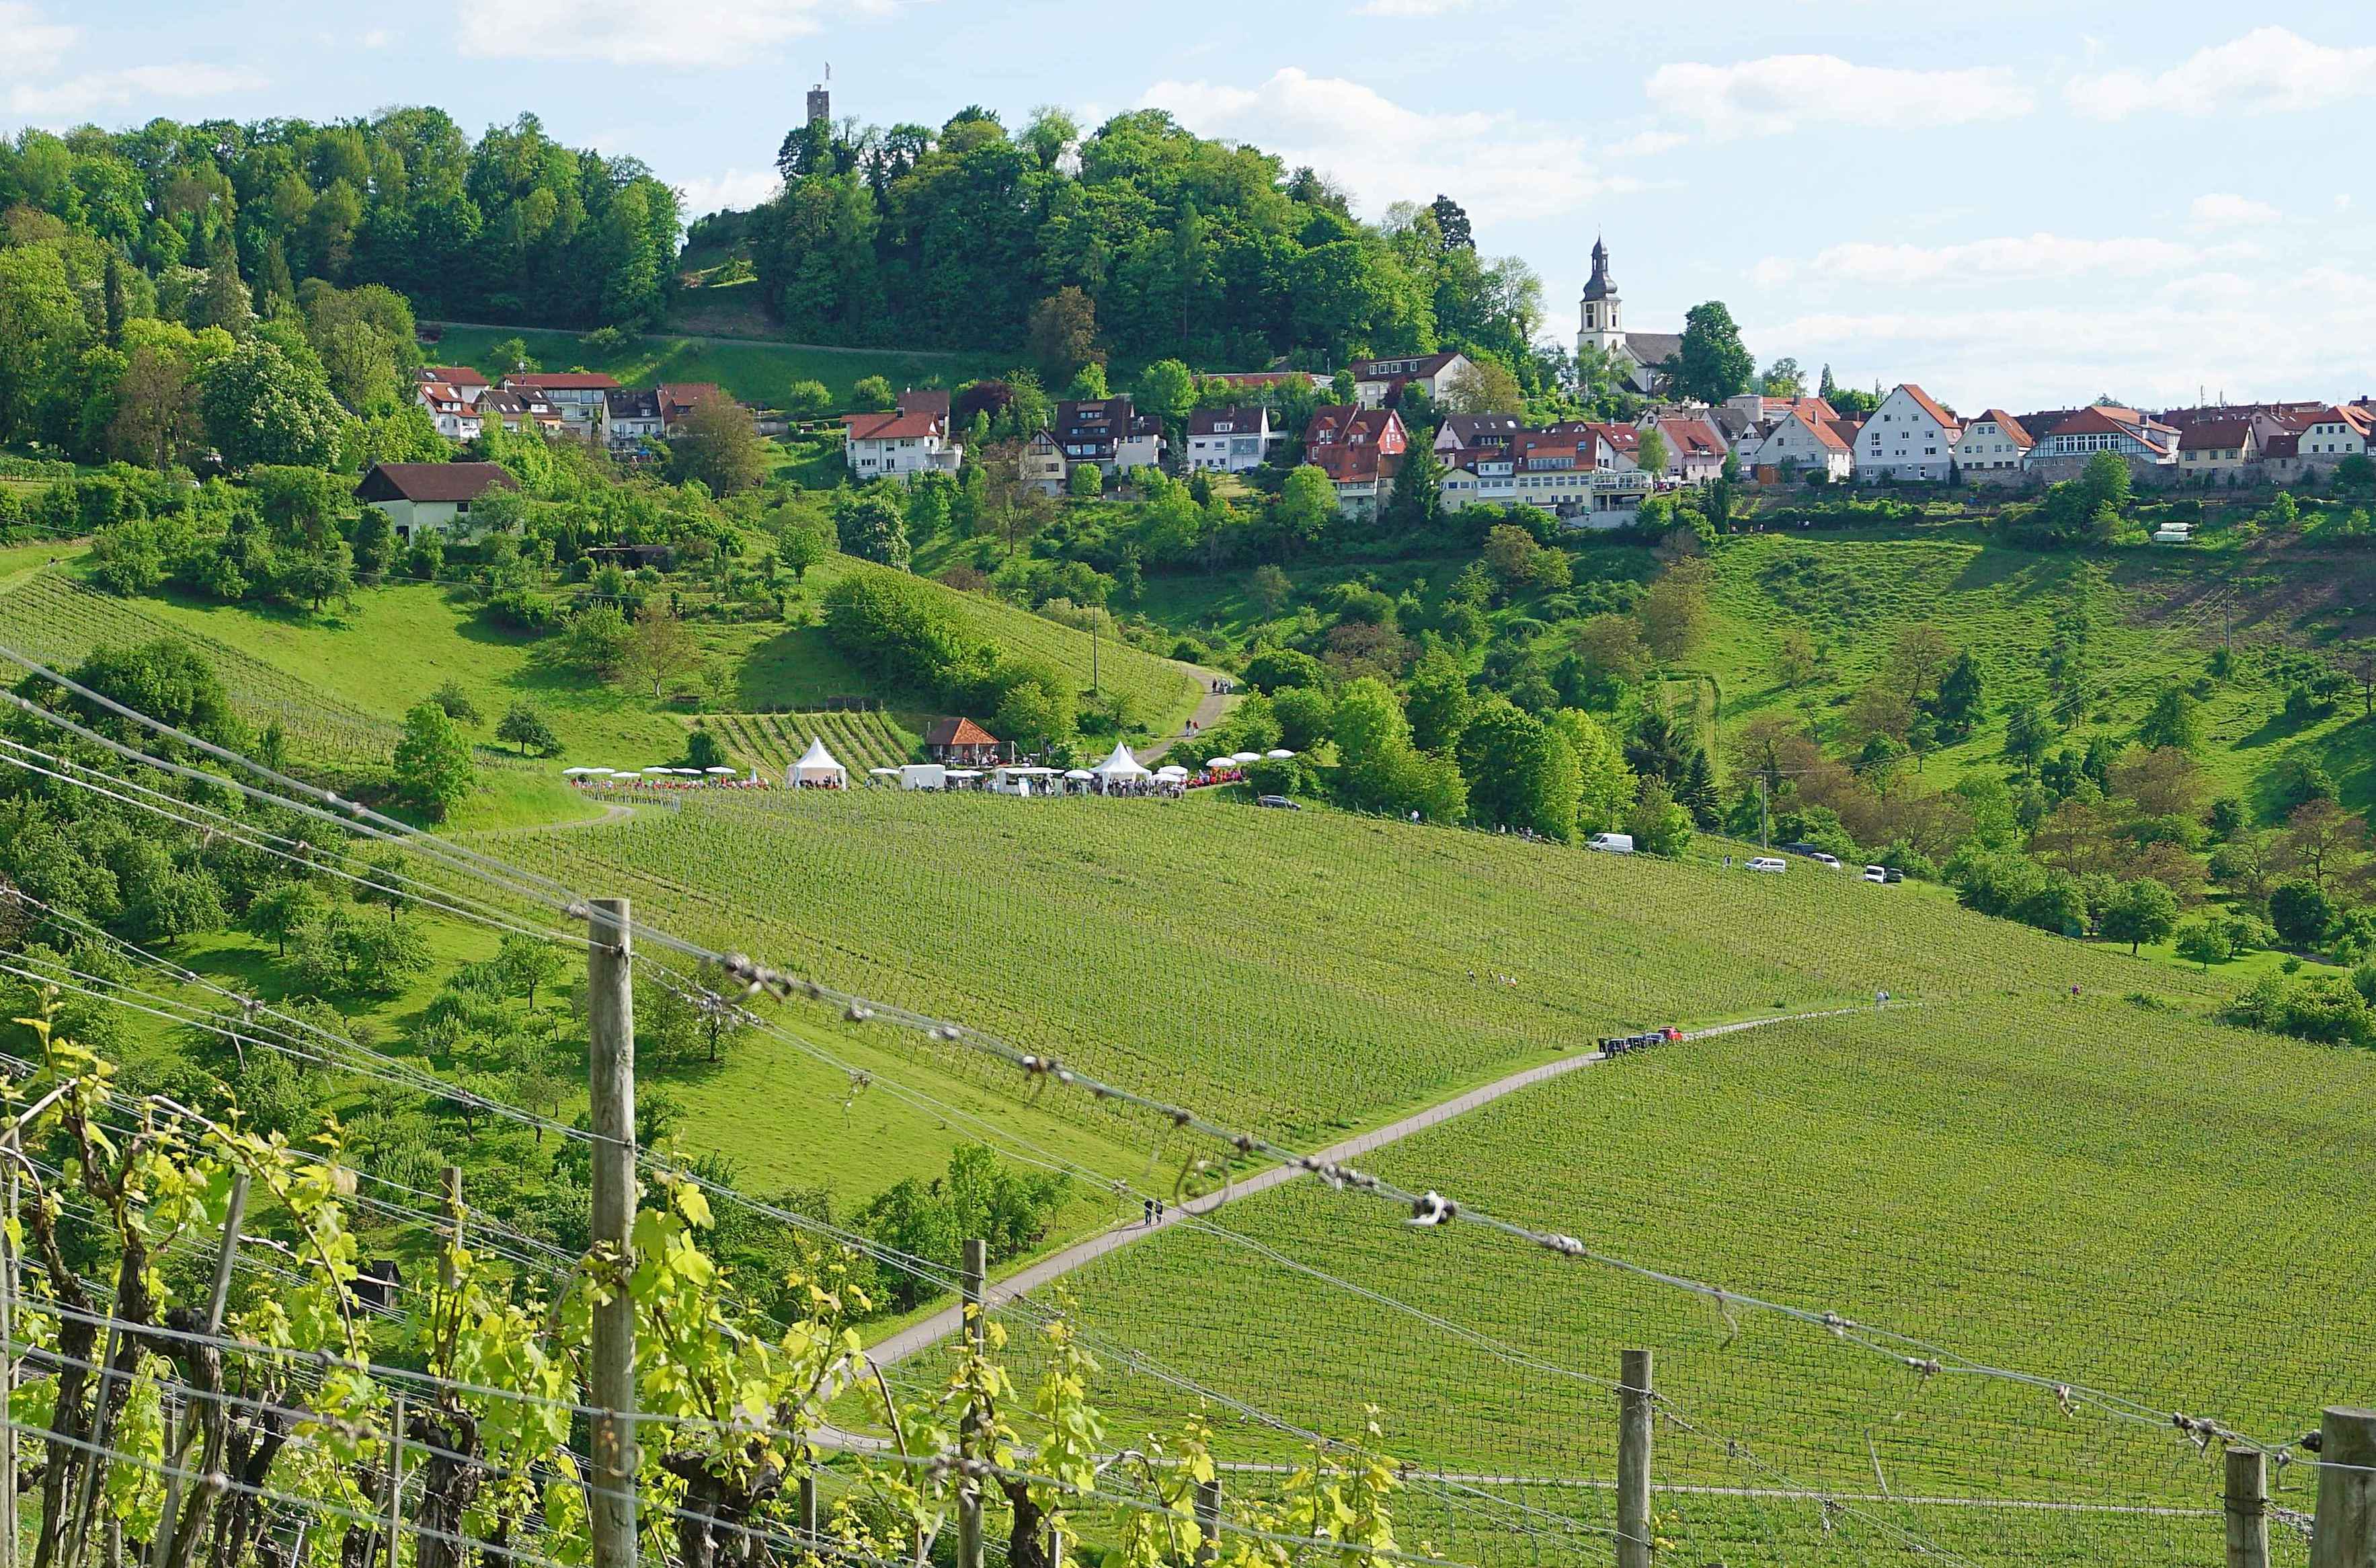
[1581,235,1616,302]
[1621,331,1682,366]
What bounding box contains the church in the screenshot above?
[1575,237,1681,396]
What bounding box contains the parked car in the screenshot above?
[1885,867,1905,884]
[1747,857,1787,873]
[1810,852,1844,870]
[1863,865,1889,884]
[1255,795,1301,810]
[1586,833,1635,854]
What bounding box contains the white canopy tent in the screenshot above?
[1090,742,1154,792]
[788,737,848,789]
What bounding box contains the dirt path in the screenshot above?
[1138,663,1241,763]
[862,1002,1883,1369]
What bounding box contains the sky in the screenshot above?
[9,0,2376,412]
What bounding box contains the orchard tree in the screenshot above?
[496,700,560,756]
[199,338,346,469]
[1273,465,1337,554]
[836,488,912,569]
[672,393,768,493]
[627,602,700,699]
[391,700,476,822]
[2099,878,2178,955]
[2174,917,2233,972]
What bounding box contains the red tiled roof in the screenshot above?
[658,383,727,416]
[1308,445,1398,484]
[2262,432,2300,459]
[842,411,944,441]
[924,717,999,748]
[1828,418,1864,447]
[420,365,488,387]
[1658,417,1725,458]
[1789,397,1839,423]
[2044,407,2138,440]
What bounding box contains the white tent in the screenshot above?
[788,737,848,789]
[1090,742,1153,791]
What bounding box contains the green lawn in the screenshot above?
[426,324,1011,411]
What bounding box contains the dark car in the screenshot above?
[1256,795,1302,810]
[1885,867,1905,884]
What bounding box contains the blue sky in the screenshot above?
[10,1,2376,411]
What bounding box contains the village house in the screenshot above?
[2028,406,2179,476]
[1954,411,2035,483]
[658,383,732,435]
[1855,385,1962,483]
[500,373,619,438]
[1575,237,1683,396]
[2176,418,2260,481]
[1020,429,1070,497]
[1349,351,1474,410]
[1742,399,1850,482]
[1437,447,1517,511]
[353,462,519,542]
[1050,397,1164,477]
[1304,405,1407,457]
[1651,416,1728,486]
[602,388,666,450]
[1184,406,1277,473]
[842,389,962,483]
[415,380,483,442]
[479,389,563,437]
[1433,414,1522,455]
[417,366,489,404]
[2297,405,2374,471]
[1308,441,1402,518]
[924,717,1003,767]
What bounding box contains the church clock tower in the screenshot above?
[1577,236,1624,358]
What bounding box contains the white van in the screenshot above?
[1587,833,1635,854]
[1747,857,1786,873]
[1862,864,1889,884]
[1809,852,1844,870]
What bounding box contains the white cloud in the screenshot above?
[1351,0,1473,13]
[676,169,782,219]
[2189,193,2281,228]
[1142,67,1632,225]
[0,3,76,77]
[1759,266,2376,409]
[457,0,885,67]
[7,63,266,118]
[1753,232,2224,290]
[2070,28,2376,120]
[360,28,392,48]
[1644,54,2032,139]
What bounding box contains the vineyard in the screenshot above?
[693,710,917,775]
[0,570,405,765]
[902,988,2372,1565]
[514,787,2225,1142]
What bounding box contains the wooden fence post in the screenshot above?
[588,898,639,1568]
[958,1239,988,1568]
[1193,1477,1222,1565]
[2227,1447,2269,1568]
[1616,1349,1654,1568]
[2311,1407,2376,1568]
[2,1149,18,1568]
[382,1392,407,1568]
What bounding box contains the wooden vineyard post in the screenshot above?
[1,1146,17,1568]
[382,1392,407,1568]
[1616,1349,1655,1568]
[2227,1448,2269,1568]
[2311,1407,2376,1568]
[1193,1477,1222,1565]
[587,898,639,1568]
[797,1472,818,1546]
[958,1239,988,1568]
[441,1166,464,1292]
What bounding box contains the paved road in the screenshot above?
[863,1003,1878,1369]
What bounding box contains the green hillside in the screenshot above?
[427,323,1011,411]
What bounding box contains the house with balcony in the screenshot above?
[500,373,619,438]
[842,389,962,483]
[1184,406,1277,473]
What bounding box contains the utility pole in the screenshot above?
[588,898,639,1568]
[2310,1407,2376,1568]
[1616,1349,1654,1568]
[958,1238,988,1568]
[2226,1448,2268,1568]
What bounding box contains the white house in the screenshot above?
[1051,397,1163,476]
[1349,351,1474,410]
[2029,406,2178,467]
[1184,406,1276,473]
[1438,449,1517,512]
[2299,405,2373,467]
[416,366,487,405]
[1433,414,1521,455]
[842,395,961,483]
[1855,385,1962,483]
[500,373,619,438]
[1752,401,1853,481]
[602,388,666,450]
[1954,410,2034,476]
[415,381,483,442]
[353,463,519,542]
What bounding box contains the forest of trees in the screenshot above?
[0,110,680,332]
[723,106,1569,391]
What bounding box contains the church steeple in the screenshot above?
[1578,234,1623,354]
